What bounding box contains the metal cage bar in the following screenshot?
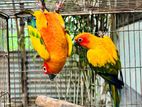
[0,4,142,106]
[0,11,10,107]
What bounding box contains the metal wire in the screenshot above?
[117,13,142,107]
[0,0,142,17]
[0,14,9,107]
[0,3,142,106]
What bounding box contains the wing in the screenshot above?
[55,12,72,56]
[28,26,50,60]
[65,33,72,57]
[33,10,49,31]
[102,36,118,61]
[87,48,117,67]
[55,12,65,28]
[87,49,124,89]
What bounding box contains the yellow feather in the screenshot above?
[65,33,72,56]
[55,13,65,28]
[33,10,48,31]
[103,36,118,61]
[87,35,118,67]
[28,26,50,60]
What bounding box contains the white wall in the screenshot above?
[118,21,142,95]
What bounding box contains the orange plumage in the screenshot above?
[33,10,72,76]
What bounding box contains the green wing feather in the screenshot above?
[28,26,50,60]
[89,51,124,107]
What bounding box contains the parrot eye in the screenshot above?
[78,38,83,42]
[43,66,47,72]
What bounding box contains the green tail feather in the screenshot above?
[27,16,36,28]
[98,72,124,89]
[110,84,121,107]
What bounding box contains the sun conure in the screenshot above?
[74,32,124,107]
[28,9,72,80]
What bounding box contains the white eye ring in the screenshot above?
[43,67,46,72]
[78,38,83,42]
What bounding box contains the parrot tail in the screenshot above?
[98,72,124,89]
[109,84,121,107]
[48,74,56,80]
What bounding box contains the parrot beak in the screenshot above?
[73,40,81,47]
[73,39,78,46]
[73,40,76,45]
[48,74,56,81]
[73,40,84,52]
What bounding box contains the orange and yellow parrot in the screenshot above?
[28,9,72,80]
[74,32,124,107]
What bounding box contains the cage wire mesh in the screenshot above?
[6,12,142,107]
[1,0,142,16]
[0,0,142,107]
[0,13,10,107]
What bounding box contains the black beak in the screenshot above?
[73,40,77,46]
[48,74,56,81]
[73,40,80,47]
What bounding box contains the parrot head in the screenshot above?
[43,62,57,80]
[75,32,94,49]
[43,62,58,75]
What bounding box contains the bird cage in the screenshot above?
[0,0,142,107]
[0,12,10,107]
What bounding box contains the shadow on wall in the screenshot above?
[121,84,142,107]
